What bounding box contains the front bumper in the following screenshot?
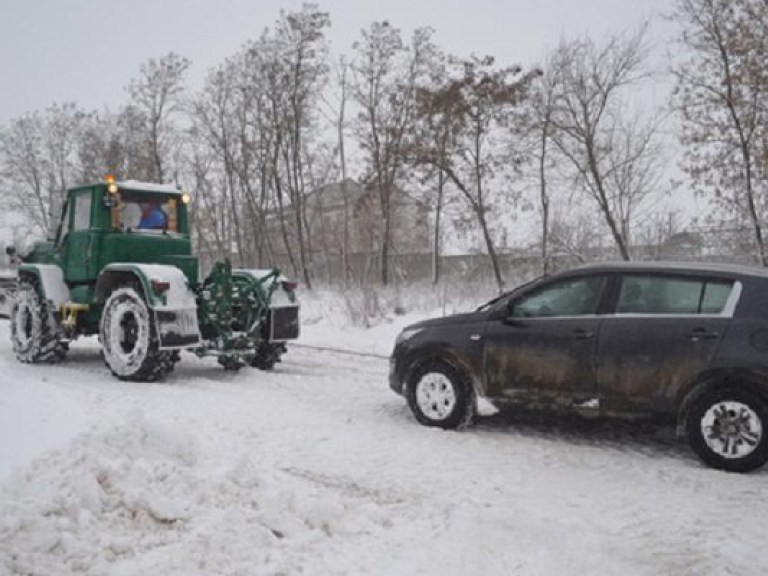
[389,343,408,396]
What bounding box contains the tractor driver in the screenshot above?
[138,200,168,230]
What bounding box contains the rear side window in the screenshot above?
[616,276,734,315]
[700,281,733,314]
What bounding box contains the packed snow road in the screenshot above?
[1,318,767,576]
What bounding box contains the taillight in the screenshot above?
[282,280,298,292]
[151,280,171,294]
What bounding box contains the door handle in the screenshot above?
[689,328,718,341]
[572,329,594,340]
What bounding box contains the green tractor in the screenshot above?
[6,178,299,381]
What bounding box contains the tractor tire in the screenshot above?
[160,350,181,373]
[249,343,285,371]
[100,286,169,382]
[10,280,68,364]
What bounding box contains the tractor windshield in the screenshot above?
[117,191,180,232]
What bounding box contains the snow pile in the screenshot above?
[0,411,394,576]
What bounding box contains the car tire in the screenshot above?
[406,359,475,429]
[100,286,168,382]
[686,387,768,473]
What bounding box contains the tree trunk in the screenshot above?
[478,208,504,292]
[432,170,445,285]
[539,118,551,275]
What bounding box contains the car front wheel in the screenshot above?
[406,360,475,429]
[687,387,768,473]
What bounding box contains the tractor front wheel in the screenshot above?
[100,286,168,382]
[10,280,67,364]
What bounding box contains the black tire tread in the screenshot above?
[11,280,68,364]
[101,285,169,382]
[405,359,476,430]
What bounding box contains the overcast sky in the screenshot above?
[0,0,676,126]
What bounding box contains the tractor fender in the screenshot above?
[18,263,70,307]
[96,263,201,349]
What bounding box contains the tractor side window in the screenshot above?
[56,201,71,248]
[73,194,92,231]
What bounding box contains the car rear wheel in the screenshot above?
[686,387,768,473]
[406,360,475,429]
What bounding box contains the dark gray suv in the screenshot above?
[390,262,768,472]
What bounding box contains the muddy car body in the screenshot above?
[390,262,768,472]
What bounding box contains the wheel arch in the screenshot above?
[17,263,69,307]
[96,263,180,308]
[403,344,482,396]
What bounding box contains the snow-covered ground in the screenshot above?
[1,298,767,576]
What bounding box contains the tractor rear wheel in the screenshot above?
[10,280,68,363]
[248,343,285,371]
[100,286,168,382]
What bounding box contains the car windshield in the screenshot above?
[117,191,179,232]
[475,274,546,311]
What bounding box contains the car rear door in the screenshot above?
[596,273,737,417]
[483,274,608,408]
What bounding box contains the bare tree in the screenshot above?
[411,56,540,292]
[351,22,435,285]
[0,104,88,238]
[672,0,768,265]
[528,56,562,274]
[0,113,49,235]
[549,26,664,260]
[127,52,191,183]
[408,45,452,285]
[319,56,356,285]
[193,58,248,266]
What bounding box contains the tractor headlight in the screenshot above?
[105,174,118,194]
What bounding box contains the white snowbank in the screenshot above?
[1,295,768,575]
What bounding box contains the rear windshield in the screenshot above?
[116,191,179,232]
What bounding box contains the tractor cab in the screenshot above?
[51,178,198,289]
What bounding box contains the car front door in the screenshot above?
[483,274,607,409]
[597,274,736,417]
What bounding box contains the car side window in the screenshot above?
[512,276,606,318]
[700,281,734,314]
[616,276,734,315]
